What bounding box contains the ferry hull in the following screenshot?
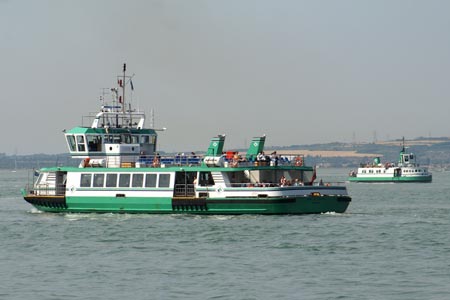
[22,193,351,214]
[21,66,352,216]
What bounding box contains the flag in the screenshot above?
[309,165,317,185]
[130,79,134,91]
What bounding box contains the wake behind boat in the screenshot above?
[348,138,432,183]
[21,64,351,214]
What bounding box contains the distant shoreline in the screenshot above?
[274,149,382,158]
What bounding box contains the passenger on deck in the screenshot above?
[270,152,278,166]
[230,154,239,167]
[257,152,265,162]
[293,178,304,186]
[280,175,287,187]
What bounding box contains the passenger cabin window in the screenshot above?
[80,174,92,187]
[66,135,76,152]
[145,174,157,187]
[119,174,131,187]
[106,174,117,187]
[159,174,170,187]
[35,173,44,185]
[93,174,104,187]
[199,172,215,186]
[132,174,144,187]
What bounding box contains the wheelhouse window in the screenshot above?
[159,174,170,188]
[139,135,157,154]
[119,174,131,187]
[145,174,157,187]
[80,174,92,187]
[87,135,102,152]
[93,173,104,187]
[141,135,149,144]
[77,135,86,152]
[121,134,132,144]
[131,135,139,144]
[106,174,117,187]
[132,174,144,187]
[66,135,76,152]
[104,135,121,144]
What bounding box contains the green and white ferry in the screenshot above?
[348,139,432,183]
[22,65,351,214]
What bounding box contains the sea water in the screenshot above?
[1,169,449,300]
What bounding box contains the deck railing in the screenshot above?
[134,153,307,168]
[24,184,67,196]
[229,181,346,188]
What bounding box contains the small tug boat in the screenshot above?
[348,139,432,183]
[21,64,351,214]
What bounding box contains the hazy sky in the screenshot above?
[1,0,450,154]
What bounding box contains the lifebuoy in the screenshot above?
[295,156,303,166]
[82,157,90,168]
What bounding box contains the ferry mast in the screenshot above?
[121,63,126,113]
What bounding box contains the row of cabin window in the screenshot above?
[362,170,385,174]
[362,169,425,174]
[404,169,425,173]
[80,173,171,188]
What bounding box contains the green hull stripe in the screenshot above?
[348,176,432,182]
